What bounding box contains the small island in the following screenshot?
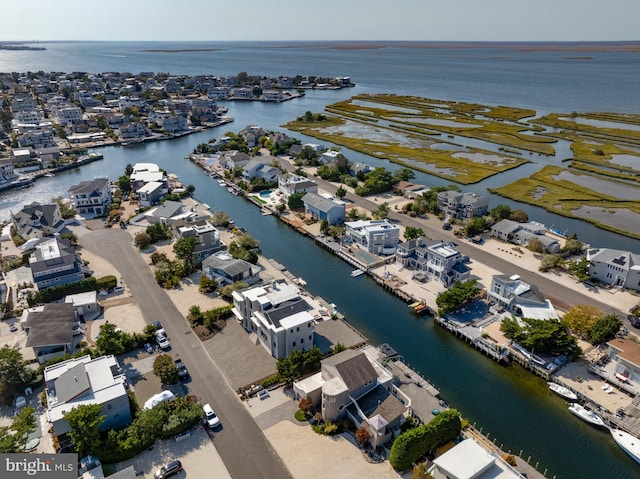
[0,43,46,51]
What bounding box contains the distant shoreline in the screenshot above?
[139,48,221,53]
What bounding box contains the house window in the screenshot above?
[309,335,312,340]
[293,341,296,347]
[338,405,345,411]
[301,339,304,344]
[107,404,112,410]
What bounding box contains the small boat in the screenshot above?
[44,172,55,177]
[351,269,365,278]
[218,179,226,186]
[611,429,640,464]
[548,382,578,401]
[408,301,422,308]
[568,403,605,427]
[227,187,235,193]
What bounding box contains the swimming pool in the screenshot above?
[259,190,272,198]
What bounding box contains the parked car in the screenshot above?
[174,358,189,379]
[143,390,175,410]
[144,343,154,354]
[156,333,170,350]
[442,222,452,230]
[154,460,182,479]
[153,321,167,337]
[628,315,640,328]
[203,403,220,428]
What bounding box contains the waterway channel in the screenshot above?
[1,108,639,478]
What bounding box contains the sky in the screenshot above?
[1,0,638,43]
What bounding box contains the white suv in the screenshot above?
[203,403,220,428]
[156,333,170,350]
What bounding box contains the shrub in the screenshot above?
[294,409,309,422]
[299,398,313,413]
[356,427,371,447]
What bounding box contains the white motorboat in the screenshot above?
[568,403,605,427]
[611,429,640,465]
[548,382,578,401]
[351,269,365,278]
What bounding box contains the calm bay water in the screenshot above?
[2,42,640,478]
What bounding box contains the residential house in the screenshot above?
[487,274,559,320]
[586,247,640,292]
[118,122,147,140]
[65,291,100,321]
[395,238,470,287]
[490,219,560,253]
[22,303,83,364]
[208,87,229,100]
[262,90,284,102]
[242,160,280,182]
[29,238,86,290]
[68,177,112,217]
[54,105,83,125]
[395,181,428,199]
[429,438,523,479]
[173,219,223,263]
[222,151,251,170]
[231,87,253,100]
[44,355,131,445]
[437,191,489,220]
[202,250,261,287]
[277,173,318,200]
[145,200,186,224]
[161,115,188,133]
[137,181,166,207]
[231,280,315,358]
[293,349,411,448]
[11,202,66,239]
[345,219,400,255]
[320,150,342,165]
[605,338,640,388]
[130,163,167,192]
[302,192,346,225]
[0,159,18,184]
[349,162,373,178]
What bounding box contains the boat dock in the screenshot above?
[433,316,511,364]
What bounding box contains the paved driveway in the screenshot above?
[80,228,293,479]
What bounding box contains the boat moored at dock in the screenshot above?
[611,429,640,465]
[568,403,605,427]
[548,382,578,401]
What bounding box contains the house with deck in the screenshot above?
[22,303,83,364]
[68,177,112,218]
[11,202,67,239]
[395,238,470,286]
[293,349,411,448]
[437,191,489,220]
[29,238,86,290]
[490,219,560,253]
[487,274,558,320]
[202,250,260,287]
[345,219,400,255]
[278,173,318,200]
[302,192,346,225]
[586,247,640,292]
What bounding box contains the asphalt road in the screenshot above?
[80,228,292,479]
[288,164,629,319]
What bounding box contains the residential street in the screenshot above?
[79,228,293,479]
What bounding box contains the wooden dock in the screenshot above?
[434,316,510,364]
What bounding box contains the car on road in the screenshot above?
[174,358,189,380]
[442,222,452,230]
[203,403,220,428]
[154,460,182,479]
[156,333,170,350]
[628,315,640,328]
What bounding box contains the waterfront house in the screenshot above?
[487,274,558,320]
[490,219,560,253]
[395,238,470,287]
[293,349,410,448]
[302,192,346,225]
[161,115,188,134]
[44,355,131,447]
[130,163,167,193]
[11,202,67,239]
[277,173,318,200]
[118,122,147,141]
[349,162,373,178]
[429,438,523,479]
[242,160,280,182]
[437,191,489,220]
[68,177,112,218]
[231,280,315,359]
[29,238,86,290]
[22,302,83,364]
[202,250,260,287]
[145,200,188,224]
[172,219,223,263]
[319,150,343,165]
[395,181,428,199]
[605,338,640,387]
[222,150,251,170]
[586,247,640,292]
[345,219,400,255]
[0,159,18,184]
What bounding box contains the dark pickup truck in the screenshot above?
[174,359,189,380]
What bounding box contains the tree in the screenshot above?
[117,175,131,193]
[509,209,529,223]
[355,427,371,448]
[589,314,622,345]
[288,192,305,210]
[464,217,488,237]
[392,168,415,184]
[199,275,218,294]
[489,204,512,221]
[373,202,390,219]
[153,354,179,385]
[173,237,197,271]
[95,322,127,355]
[64,404,105,457]
[186,184,195,195]
[211,211,231,227]
[527,237,544,253]
[436,280,479,316]
[560,237,583,257]
[134,232,152,250]
[404,226,424,241]
[219,281,249,300]
[335,186,347,200]
[319,218,329,234]
[501,317,578,355]
[0,406,36,453]
[562,304,604,339]
[539,254,564,272]
[0,346,33,404]
[568,257,591,281]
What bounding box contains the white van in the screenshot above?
[203,403,220,428]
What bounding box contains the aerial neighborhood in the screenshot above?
[2,69,640,479]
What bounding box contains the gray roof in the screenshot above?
[150,200,183,219]
[202,254,253,277]
[106,466,137,479]
[68,177,109,197]
[13,202,64,229]
[302,192,341,213]
[54,362,90,404]
[25,302,76,348]
[589,248,640,271]
[325,350,378,391]
[263,298,310,328]
[491,219,521,235]
[29,238,78,275]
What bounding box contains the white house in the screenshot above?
[278,173,318,200]
[586,247,640,292]
[68,177,112,217]
[487,274,558,320]
[231,280,315,358]
[345,219,400,255]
